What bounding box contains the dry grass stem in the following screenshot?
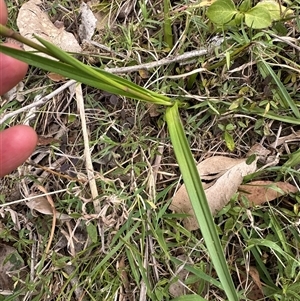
[0,80,76,125]
[0,188,68,207]
[75,83,100,213]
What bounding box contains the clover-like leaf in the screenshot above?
[256,0,294,21]
[207,0,238,25]
[245,6,272,29]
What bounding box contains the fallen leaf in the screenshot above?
[138,69,149,79]
[27,195,71,221]
[147,103,160,117]
[37,135,60,146]
[118,257,130,292]
[197,156,247,189]
[89,0,114,31]
[239,180,298,206]
[78,2,97,41]
[248,266,264,297]
[17,0,82,55]
[47,72,66,82]
[170,156,257,230]
[247,143,272,164]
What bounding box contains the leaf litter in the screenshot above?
[26,194,71,221]
[170,155,258,230]
[239,180,298,206]
[17,0,82,54]
[2,0,300,299]
[170,143,298,231]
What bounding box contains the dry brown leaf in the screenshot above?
[197,156,246,189]
[170,156,257,231]
[37,135,60,146]
[246,266,265,300]
[239,180,298,206]
[147,103,160,117]
[26,195,71,221]
[138,69,150,79]
[118,257,130,293]
[17,0,81,54]
[2,82,25,103]
[47,72,66,82]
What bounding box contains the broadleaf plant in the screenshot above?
[0,25,239,300]
[207,0,293,29]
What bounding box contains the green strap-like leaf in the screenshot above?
[34,36,173,106]
[165,103,238,301]
[258,59,300,119]
[0,43,172,106]
[171,295,207,301]
[0,45,133,97]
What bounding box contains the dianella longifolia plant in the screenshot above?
[0,24,239,300]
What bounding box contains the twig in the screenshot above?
[105,49,207,74]
[139,239,148,301]
[0,80,76,125]
[75,83,100,213]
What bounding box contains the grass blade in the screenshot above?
[171,295,207,301]
[258,59,300,118]
[165,103,238,301]
[0,43,172,106]
[170,256,223,289]
[241,106,300,124]
[34,36,172,106]
[163,0,173,49]
[0,45,131,96]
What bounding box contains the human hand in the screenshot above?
[0,0,37,177]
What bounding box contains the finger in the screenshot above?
[0,125,37,177]
[0,43,28,95]
[0,0,8,24]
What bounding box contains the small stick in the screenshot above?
[105,49,207,74]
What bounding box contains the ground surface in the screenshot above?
[0,0,300,300]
